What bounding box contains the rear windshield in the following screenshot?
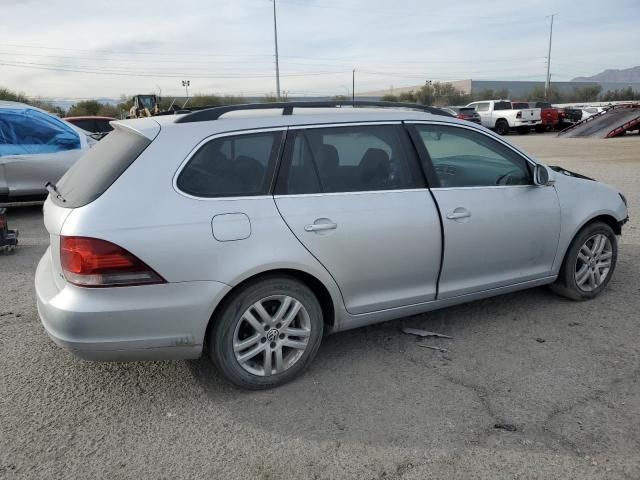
[53,127,151,208]
[511,102,529,109]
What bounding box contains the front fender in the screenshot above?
[552,173,628,273]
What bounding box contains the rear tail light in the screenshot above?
[516,111,522,119]
[0,212,5,230]
[60,236,166,287]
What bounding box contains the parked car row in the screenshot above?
[448,99,596,135]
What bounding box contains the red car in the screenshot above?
[512,101,559,132]
[63,116,115,134]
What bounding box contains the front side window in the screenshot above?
[0,108,81,156]
[177,131,283,197]
[415,124,532,188]
[278,125,423,194]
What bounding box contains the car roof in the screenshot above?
[0,100,33,109]
[113,106,487,142]
[130,107,451,127]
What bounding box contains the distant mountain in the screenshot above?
[572,66,640,83]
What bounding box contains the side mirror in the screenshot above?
[534,164,553,186]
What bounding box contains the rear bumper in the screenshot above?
[35,249,231,361]
[514,119,542,127]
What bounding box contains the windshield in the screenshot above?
[54,127,151,207]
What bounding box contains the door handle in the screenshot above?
[304,221,337,232]
[446,209,471,220]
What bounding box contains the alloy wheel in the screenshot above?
[574,233,613,292]
[232,295,311,376]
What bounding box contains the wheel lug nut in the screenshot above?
[279,333,285,339]
[261,337,266,343]
[270,342,276,348]
[276,323,282,329]
[264,326,269,331]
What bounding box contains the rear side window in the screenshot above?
[177,131,283,197]
[475,103,489,112]
[277,125,423,194]
[494,101,512,111]
[54,128,151,207]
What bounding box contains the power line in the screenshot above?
[0,61,350,79]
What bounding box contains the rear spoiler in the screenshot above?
[109,118,161,141]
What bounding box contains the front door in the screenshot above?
[410,122,561,299]
[275,124,442,314]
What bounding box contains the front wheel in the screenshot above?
[209,276,324,389]
[551,221,618,301]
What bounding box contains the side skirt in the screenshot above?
[335,275,557,332]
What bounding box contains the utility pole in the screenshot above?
[544,13,558,99]
[272,0,281,100]
[352,69,355,105]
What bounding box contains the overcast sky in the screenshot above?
[1,0,638,100]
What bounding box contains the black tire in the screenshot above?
[550,221,618,301]
[209,276,323,389]
[495,119,509,135]
[517,126,531,135]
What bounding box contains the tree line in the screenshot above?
[2,83,639,117]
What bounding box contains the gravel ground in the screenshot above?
[1,133,639,479]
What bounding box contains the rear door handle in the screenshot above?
[304,220,337,232]
[446,209,471,220]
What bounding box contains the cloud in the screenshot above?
[1,0,638,99]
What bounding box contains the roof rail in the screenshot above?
[174,100,453,123]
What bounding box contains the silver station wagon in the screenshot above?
[35,102,629,389]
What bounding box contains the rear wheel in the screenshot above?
[551,221,617,301]
[209,276,323,389]
[495,119,509,136]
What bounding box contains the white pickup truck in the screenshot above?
[466,100,541,135]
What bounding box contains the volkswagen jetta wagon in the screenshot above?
[35,102,629,389]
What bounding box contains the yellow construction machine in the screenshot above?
[128,94,160,118]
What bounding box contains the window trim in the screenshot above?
[172,127,287,200]
[406,120,538,190]
[275,122,426,196]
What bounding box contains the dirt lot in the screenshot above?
[1,133,639,479]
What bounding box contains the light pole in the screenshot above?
[544,13,558,100]
[181,80,190,98]
[352,68,355,105]
[272,0,281,100]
